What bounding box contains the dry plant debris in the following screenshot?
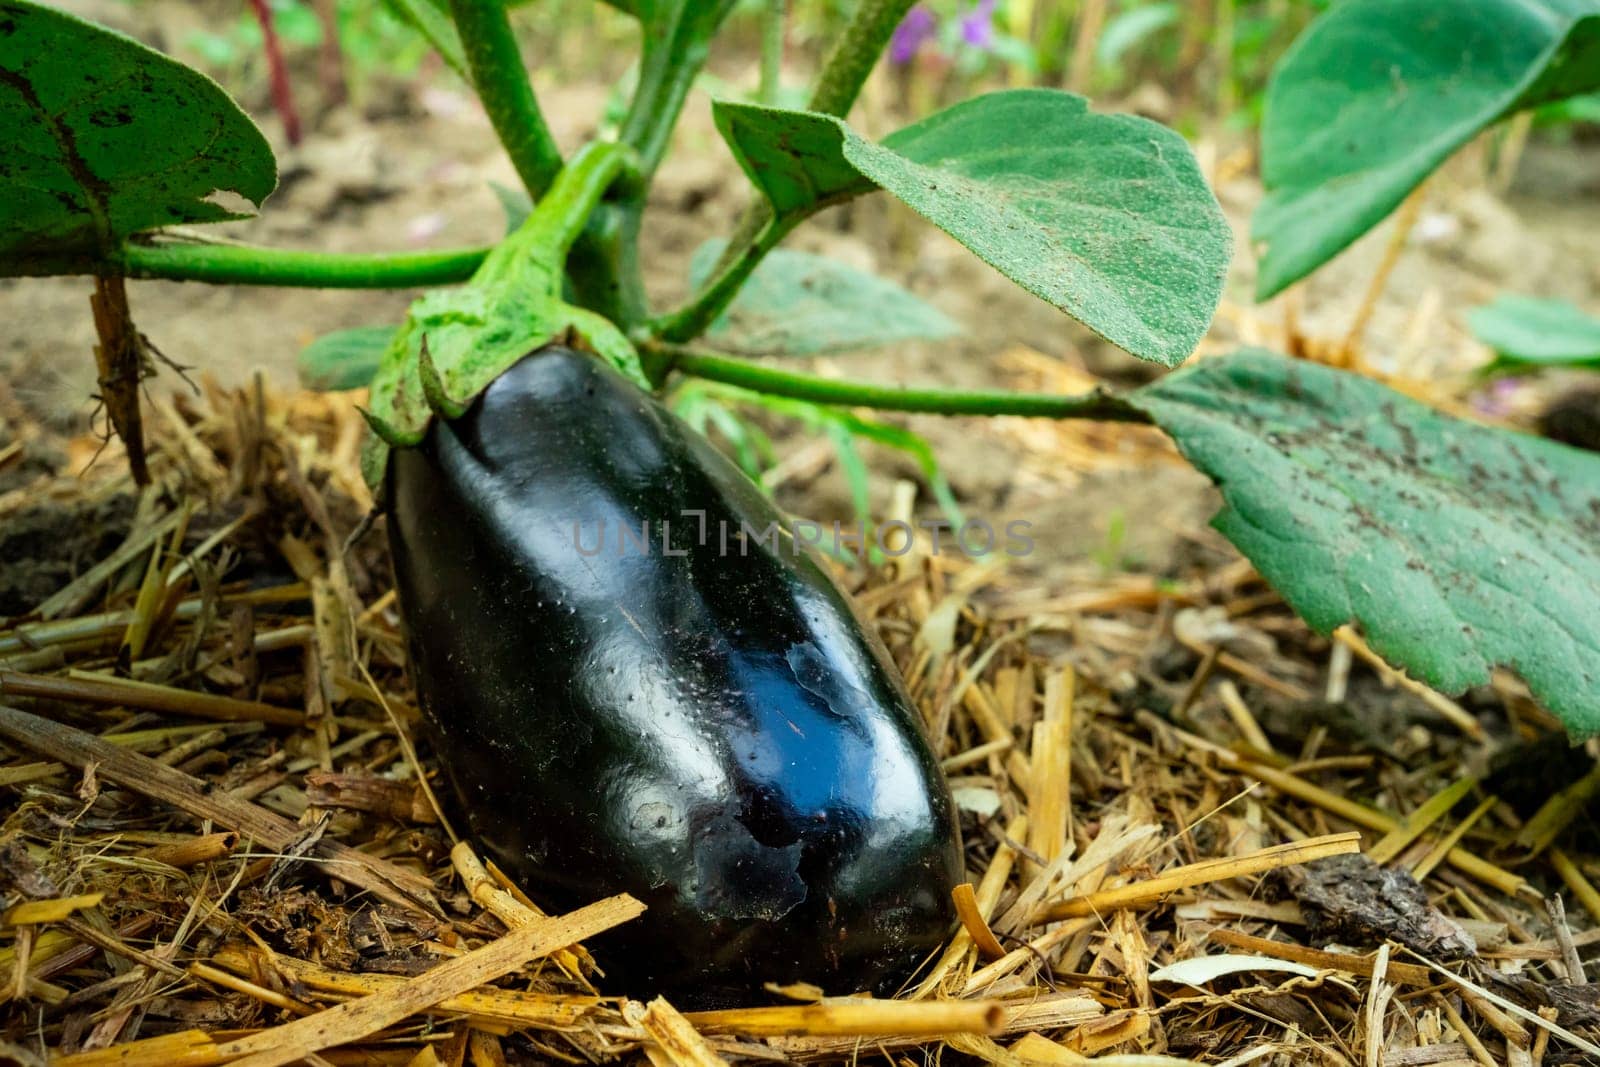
[0,376,1597,1066]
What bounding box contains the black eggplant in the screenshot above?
[385,345,962,1006]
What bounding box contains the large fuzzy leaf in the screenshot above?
[1254,0,1600,299]
[713,90,1231,367]
[1134,350,1600,734]
[0,0,276,268]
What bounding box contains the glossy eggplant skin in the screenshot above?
[386,345,962,1007]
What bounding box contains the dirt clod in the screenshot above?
[1539,387,1600,453]
[1285,853,1478,959]
[0,492,136,618]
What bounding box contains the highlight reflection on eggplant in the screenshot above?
[385,345,962,1006]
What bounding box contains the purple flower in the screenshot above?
[959,0,997,51]
[890,5,937,65]
[1472,376,1523,416]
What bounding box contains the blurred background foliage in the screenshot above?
[163,0,1597,145]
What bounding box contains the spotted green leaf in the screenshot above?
[0,0,276,270]
[1134,350,1600,735]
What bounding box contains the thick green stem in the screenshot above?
[449,0,563,197]
[620,1,739,178]
[650,215,796,343]
[660,344,1152,423]
[583,2,734,325]
[100,241,488,287]
[483,141,636,286]
[568,204,646,327]
[806,0,916,118]
[662,0,915,340]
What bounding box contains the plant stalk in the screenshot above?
[659,344,1153,423]
[648,215,798,343]
[481,141,637,287]
[249,0,303,146]
[587,2,737,326]
[568,204,647,328]
[660,0,916,341]
[619,1,739,179]
[806,0,918,118]
[94,242,490,288]
[449,0,564,197]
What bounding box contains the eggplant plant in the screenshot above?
[4,0,1600,1000]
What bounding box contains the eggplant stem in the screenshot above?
[486,141,639,289]
[658,343,1153,424]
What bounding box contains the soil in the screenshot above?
[4,3,1600,581]
[4,17,1600,1059]
[0,493,136,617]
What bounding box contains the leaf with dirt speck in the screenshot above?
[1134,350,1600,736]
[0,0,276,268]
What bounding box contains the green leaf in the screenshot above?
[1133,350,1600,735]
[671,384,776,481]
[687,239,961,356]
[378,0,467,77]
[298,326,395,391]
[1098,3,1179,69]
[0,0,276,267]
[711,102,868,214]
[1469,296,1600,372]
[713,90,1231,367]
[1254,0,1600,299]
[1542,90,1600,123]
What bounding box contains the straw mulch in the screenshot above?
[0,374,1597,1067]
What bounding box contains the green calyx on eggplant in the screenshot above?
[358,142,653,490]
[383,344,963,1006]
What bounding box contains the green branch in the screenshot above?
[449,0,563,197]
[102,241,488,287]
[649,214,798,343]
[659,344,1153,423]
[590,2,736,327]
[620,2,739,179]
[806,0,917,118]
[490,141,637,275]
[659,0,915,342]
[568,204,646,327]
